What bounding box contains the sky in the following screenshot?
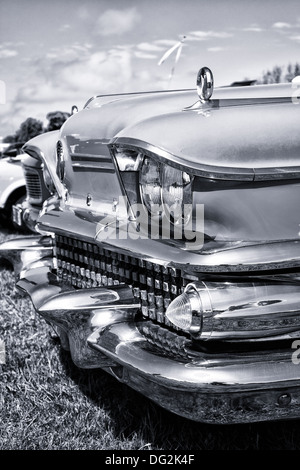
[0,0,300,138]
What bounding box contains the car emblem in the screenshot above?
[197,66,214,102]
[86,193,92,206]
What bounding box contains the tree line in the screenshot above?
[3,110,71,144]
[257,62,300,84]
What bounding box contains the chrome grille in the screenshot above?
[137,321,191,358]
[54,235,189,327]
[25,170,42,202]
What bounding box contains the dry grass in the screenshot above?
[1,226,300,450]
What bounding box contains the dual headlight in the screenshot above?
[114,147,193,225]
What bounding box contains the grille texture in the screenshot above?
[25,170,42,202]
[55,235,189,322]
[54,234,193,356]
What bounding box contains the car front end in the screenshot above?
[2,68,300,424]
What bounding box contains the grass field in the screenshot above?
[1,226,300,450]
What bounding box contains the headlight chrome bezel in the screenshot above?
[111,145,193,226]
[56,140,65,183]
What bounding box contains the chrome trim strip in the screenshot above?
[70,155,113,163]
[110,138,300,181]
[185,96,292,112]
[72,164,115,173]
[84,89,194,108]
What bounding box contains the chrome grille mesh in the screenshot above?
[25,170,42,202]
[54,234,193,356]
[54,235,191,324]
[137,321,191,358]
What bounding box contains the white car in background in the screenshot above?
[0,145,27,229]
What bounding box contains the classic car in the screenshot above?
[0,148,27,229]
[2,66,300,424]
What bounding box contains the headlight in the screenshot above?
[112,145,193,225]
[161,165,192,225]
[114,147,143,171]
[139,156,162,215]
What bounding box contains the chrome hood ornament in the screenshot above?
[197,66,214,102]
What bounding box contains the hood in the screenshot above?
[61,83,300,181]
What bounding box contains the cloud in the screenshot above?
[188,30,233,40]
[134,41,165,59]
[59,24,71,32]
[134,51,158,60]
[272,22,292,29]
[77,5,90,20]
[95,7,140,36]
[154,39,180,47]
[1,42,158,136]
[137,42,164,52]
[207,47,224,52]
[40,43,92,66]
[243,25,264,32]
[289,35,300,42]
[0,48,18,59]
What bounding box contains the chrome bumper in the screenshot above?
[2,237,300,424]
[12,201,40,233]
[0,235,53,276]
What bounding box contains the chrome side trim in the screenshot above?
[70,152,115,172]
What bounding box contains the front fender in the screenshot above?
[23,130,63,198]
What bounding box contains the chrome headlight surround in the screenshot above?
[111,145,193,224]
[56,140,65,183]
